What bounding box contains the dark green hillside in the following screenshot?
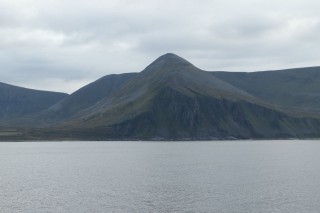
[47,73,137,119]
[15,73,137,126]
[45,54,320,140]
[63,53,263,128]
[36,86,320,140]
[109,87,320,139]
[212,67,320,113]
[3,53,320,140]
[0,82,67,121]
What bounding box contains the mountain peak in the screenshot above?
[144,53,195,72]
[157,53,183,60]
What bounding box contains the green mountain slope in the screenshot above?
[0,82,67,121]
[61,53,264,127]
[38,54,320,140]
[212,67,320,113]
[4,53,320,140]
[105,87,320,139]
[16,73,137,126]
[47,73,136,120]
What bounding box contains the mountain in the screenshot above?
[0,82,67,122]
[212,67,320,114]
[17,73,137,126]
[2,53,320,140]
[26,53,320,140]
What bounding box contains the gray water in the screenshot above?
[1,141,320,213]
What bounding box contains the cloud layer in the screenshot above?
[0,0,319,93]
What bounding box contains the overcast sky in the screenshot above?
[1,0,320,93]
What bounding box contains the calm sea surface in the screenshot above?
[1,140,320,213]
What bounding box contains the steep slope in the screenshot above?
[47,73,137,119]
[107,88,320,139]
[39,53,320,140]
[0,82,67,121]
[212,67,320,113]
[63,53,264,126]
[16,73,137,126]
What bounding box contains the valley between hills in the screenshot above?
[1,53,320,141]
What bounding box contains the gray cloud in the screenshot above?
[0,0,319,93]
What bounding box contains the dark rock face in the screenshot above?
[108,87,320,140]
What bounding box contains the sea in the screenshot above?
[1,140,320,213]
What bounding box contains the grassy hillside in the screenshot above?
[38,54,320,140]
[2,54,320,140]
[0,82,67,121]
[212,67,320,113]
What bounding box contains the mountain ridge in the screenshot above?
[0,82,68,122]
[212,66,320,113]
[1,53,320,140]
